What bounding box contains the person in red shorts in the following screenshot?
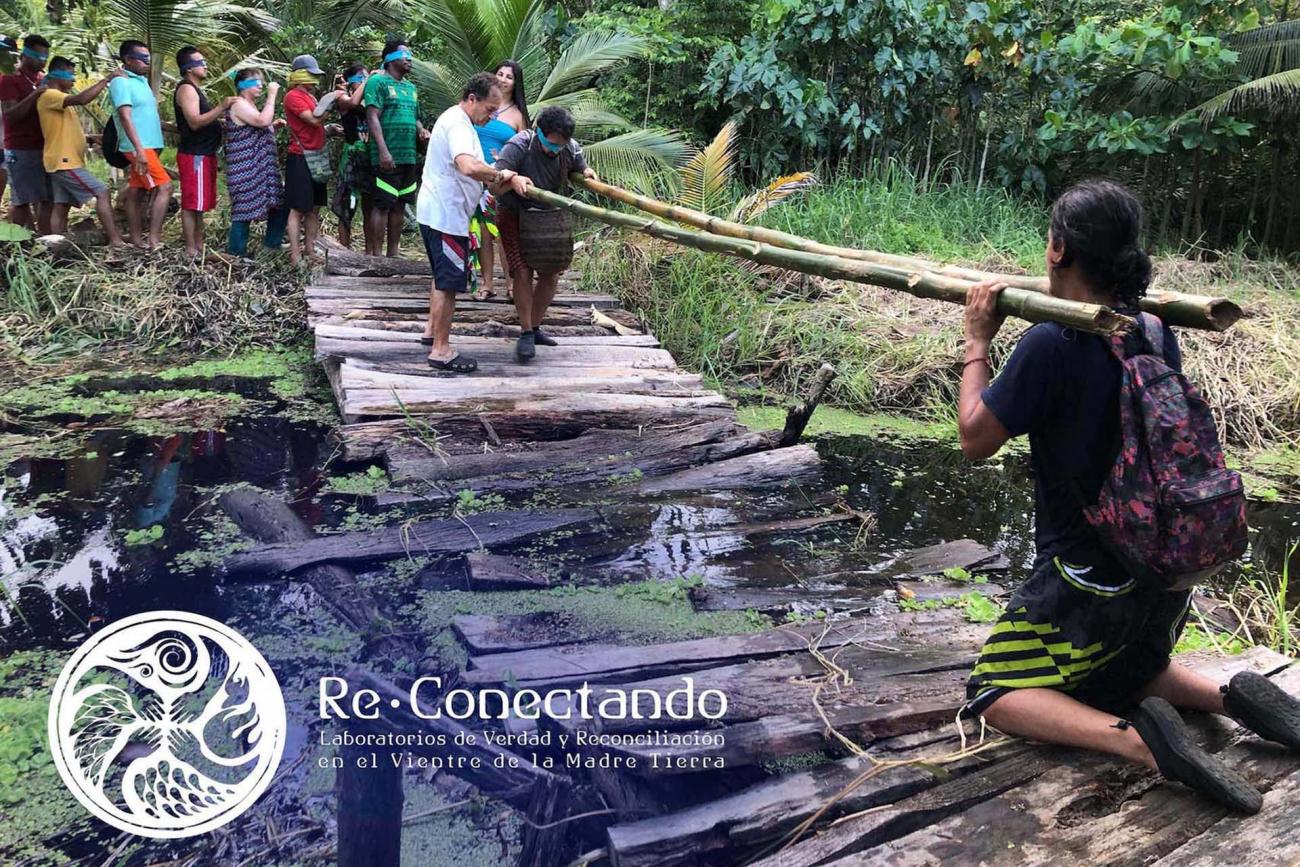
[173,46,234,257]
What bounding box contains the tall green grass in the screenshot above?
[583,164,1047,416]
[758,163,1047,271]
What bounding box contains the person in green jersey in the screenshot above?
[363,37,427,257]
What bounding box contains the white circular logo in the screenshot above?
[48,611,286,839]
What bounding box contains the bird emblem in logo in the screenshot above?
[48,611,286,839]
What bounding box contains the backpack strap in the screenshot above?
[1139,312,1164,359]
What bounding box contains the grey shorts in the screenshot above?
[51,168,107,205]
[4,149,52,206]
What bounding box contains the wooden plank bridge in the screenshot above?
[280,243,1300,866]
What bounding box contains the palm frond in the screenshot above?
[1194,68,1300,122]
[583,128,689,197]
[1093,70,1191,114]
[534,93,632,135]
[728,172,819,223]
[537,30,646,102]
[1222,21,1300,83]
[676,121,738,215]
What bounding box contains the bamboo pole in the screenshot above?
[572,175,1243,332]
[524,187,1133,336]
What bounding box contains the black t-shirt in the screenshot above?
[174,81,221,155]
[981,320,1182,569]
[342,107,366,145]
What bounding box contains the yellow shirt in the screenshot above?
[37,89,87,173]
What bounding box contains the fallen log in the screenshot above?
[223,507,600,575]
[575,175,1242,332]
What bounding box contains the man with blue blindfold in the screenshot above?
[363,38,428,257]
[1,33,54,233]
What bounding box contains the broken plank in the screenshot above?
[603,741,1029,867]
[895,578,1007,602]
[463,551,556,591]
[223,508,599,575]
[639,444,821,493]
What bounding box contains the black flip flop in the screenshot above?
[1132,697,1262,814]
[427,353,478,373]
[420,336,434,345]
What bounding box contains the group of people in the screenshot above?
[2,34,596,355]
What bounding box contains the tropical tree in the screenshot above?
[675,121,816,222]
[94,0,278,90]
[408,0,688,192]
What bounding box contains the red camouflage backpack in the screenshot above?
[1084,313,1248,590]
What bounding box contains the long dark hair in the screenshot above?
[495,59,529,127]
[1049,180,1152,311]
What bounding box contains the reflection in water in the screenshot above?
[3,422,1299,648]
[1,420,326,648]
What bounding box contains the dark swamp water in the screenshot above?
[5,413,1300,650]
[3,406,1299,864]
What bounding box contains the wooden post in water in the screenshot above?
[780,363,838,446]
[336,739,404,867]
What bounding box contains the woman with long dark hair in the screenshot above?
[957,180,1300,814]
[471,59,529,299]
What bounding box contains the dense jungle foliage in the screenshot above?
[5,0,1300,252]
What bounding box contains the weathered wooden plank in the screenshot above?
[316,335,680,369]
[603,742,1029,867]
[688,586,879,614]
[463,617,941,688]
[312,316,625,339]
[308,283,614,308]
[336,409,739,461]
[896,578,1007,603]
[306,297,639,327]
[224,508,599,575]
[1152,765,1300,866]
[386,419,740,484]
[824,650,1296,867]
[318,322,658,347]
[640,445,821,493]
[750,650,1287,867]
[339,365,701,396]
[343,391,733,424]
[394,433,775,498]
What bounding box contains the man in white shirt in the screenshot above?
[416,72,529,373]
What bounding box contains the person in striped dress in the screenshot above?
[223,68,287,259]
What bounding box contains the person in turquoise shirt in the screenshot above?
[108,39,171,248]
